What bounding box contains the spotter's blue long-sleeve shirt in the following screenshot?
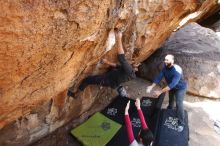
[153,64,187,90]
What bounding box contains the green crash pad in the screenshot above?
[71,112,121,146]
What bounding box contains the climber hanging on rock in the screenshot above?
[67,28,140,98]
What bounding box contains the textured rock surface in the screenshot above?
[138,22,220,98]
[185,101,220,146]
[0,0,219,145]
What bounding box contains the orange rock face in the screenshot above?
[0,0,219,145]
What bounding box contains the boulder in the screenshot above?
[138,22,220,99]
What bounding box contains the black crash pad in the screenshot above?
[101,96,136,125]
[141,93,165,118]
[106,111,143,146]
[102,95,165,146]
[154,109,189,146]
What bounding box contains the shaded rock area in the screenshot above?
[199,11,220,39]
[32,78,220,146]
[138,22,220,99]
[200,11,220,32]
[1,0,220,145]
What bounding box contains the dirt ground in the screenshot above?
[32,78,220,146]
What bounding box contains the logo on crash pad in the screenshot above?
[100,122,111,131]
[107,108,118,116]
[164,117,179,131]
[131,118,141,128]
[141,99,152,107]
